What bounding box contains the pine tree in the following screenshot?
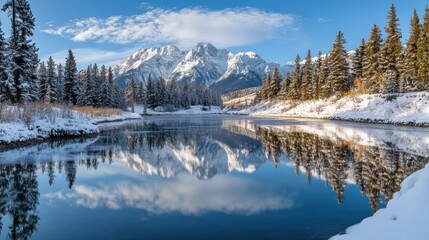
[146,75,156,109]
[383,70,399,94]
[313,51,323,99]
[418,5,429,88]
[404,9,421,91]
[352,38,365,79]
[328,31,350,97]
[56,64,64,102]
[107,67,114,107]
[289,54,302,100]
[280,72,292,99]
[380,4,403,93]
[2,0,38,102]
[136,81,144,105]
[156,78,167,107]
[269,68,281,99]
[37,62,47,100]
[363,25,383,93]
[125,79,136,112]
[63,50,78,105]
[301,50,313,100]
[46,56,57,102]
[0,20,13,102]
[320,54,331,98]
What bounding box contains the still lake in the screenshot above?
[0,115,428,240]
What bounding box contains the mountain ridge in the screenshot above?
[113,43,292,93]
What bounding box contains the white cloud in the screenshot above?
[44,174,293,215]
[42,7,296,48]
[42,47,139,68]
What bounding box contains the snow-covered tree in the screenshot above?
[37,62,47,100]
[289,54,302,100]
[328,31,350,97]
[379,4,402,93]
[352,38,365,80]
[417,5,429,88]
[63,50,78,105]
[269,67,281,99]
[2,0,38,102]
[363,24,383,93]
[46,56,57,102]
[125,79,136,112]
[403,9,420,91]
[0,20,13,102]
[301,50,313,100]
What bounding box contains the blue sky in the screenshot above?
[1,0,427,68]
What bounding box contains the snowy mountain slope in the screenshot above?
[113,45,186,87]
[169,43,230,87]
[113,43,290,93]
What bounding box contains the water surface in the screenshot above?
[0,115,428,240]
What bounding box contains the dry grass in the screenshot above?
[0,102,55,126]
[0,102,122,126]
[71,106,122,117]
[344,78,366,97]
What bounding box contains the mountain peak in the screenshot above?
[113,43,291,93]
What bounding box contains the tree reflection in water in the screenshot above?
[0,119,428,239]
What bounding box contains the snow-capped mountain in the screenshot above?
[113,45,186,87]
[113,43,289,93]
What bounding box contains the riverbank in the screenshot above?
[228,92,429,127]
[331,161,429,240]
[0,104,141,149]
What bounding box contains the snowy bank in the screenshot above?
[229,92,429,126]
[131,105,226,115]
[331,162,429,240]
[0,105,141,147]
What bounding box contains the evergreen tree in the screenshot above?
[156,78,167,107]
[301,50,313,100]
[56,64,64,102]
[125,79,136,112]
[146,75,156,109]
[37,62,47,100]
[46,56,57,102]
[280,72,292,99]
[328,31,350,97]
[136,81,144,104]
[404,9,421,91]
[320,54,331,98]
[380,4,403,93]
[63,50,78,104]
[352,38,365,79]
[383,70,399,94]
[418,5,429,88]
[2,0,38,102]
[313,51,323,99]
[363,25,383,93]
[107,67,114,107]
[0,20,13,102]
[289,54,302,100]
[269,67,281,99]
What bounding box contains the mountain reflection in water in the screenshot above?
[0,116,428,240]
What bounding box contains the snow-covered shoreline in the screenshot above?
[228,92,429,127]
[0,108,141,149]
[331,161,429,240]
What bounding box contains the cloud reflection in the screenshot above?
[45,174,293,215]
